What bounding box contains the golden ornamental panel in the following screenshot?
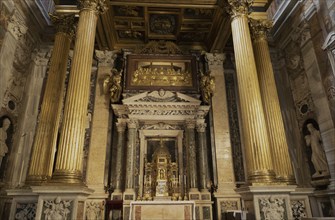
[125,54,198,91]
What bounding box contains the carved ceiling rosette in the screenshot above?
[150,14,176,35]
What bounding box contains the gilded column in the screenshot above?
[52,0,108,184]
[26,14,75,185]
[197,122,209,191]
[250,19,295,184]
[114,120,126,192]
[186,120,198,191]
[226,0,275,183]
[125,119,138,192]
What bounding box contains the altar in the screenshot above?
[129,201,196,220]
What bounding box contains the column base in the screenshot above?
[248,169,276,184]
[122,190,135,220]
[195,198,214,220]
[6,185,94,219]
[51,170,84,185]
[25,175,50,186]
[275,174,296,185]
[235,185,297,220]
[189,190,200,201]
[112,191,123,200]
[308,187,335,217]
[290,187,314,218]
[214,190,241,220]
[6,188,38,220]
[123,189,136,202]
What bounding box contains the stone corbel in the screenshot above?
[95,50,117,67]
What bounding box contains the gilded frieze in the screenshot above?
[131,64,192,87]
[125,54,198,91]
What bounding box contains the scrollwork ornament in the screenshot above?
[249,18,272,41]
[226,0,253,18]
[78,0,108,15]
[49,14,76,38]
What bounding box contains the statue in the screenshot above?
[103,68,123,103]
[200,71,215,104]
[0,118,10,168]
[304,123,329,178]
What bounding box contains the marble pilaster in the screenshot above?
[52,0,108,184]
[7,49,50,187]
[226,0,275,184]
[26,14,75,185]
[250,19,295,184]
[205,53,240,220]
[85,50,116,197]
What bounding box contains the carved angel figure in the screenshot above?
[200,72,215,104]
[103,68,123,103]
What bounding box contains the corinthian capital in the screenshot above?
[49,14,76,37]
[249,18,272,41]
[78,0,109,14]
[225,0,253,18]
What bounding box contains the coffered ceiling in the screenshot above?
[55,0,271,52]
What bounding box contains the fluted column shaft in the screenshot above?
[197,122,209,191]
[186,120,198,190]
[227,1,275,183]
[52,1,107,184]
[125,120,138,191]
[114,121,126,192]
[26,15,75,184]
[250,19,295,184]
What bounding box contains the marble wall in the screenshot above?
[270,0,335,217]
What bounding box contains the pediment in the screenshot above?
[122,90,201,104]
[112,91,209,121]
